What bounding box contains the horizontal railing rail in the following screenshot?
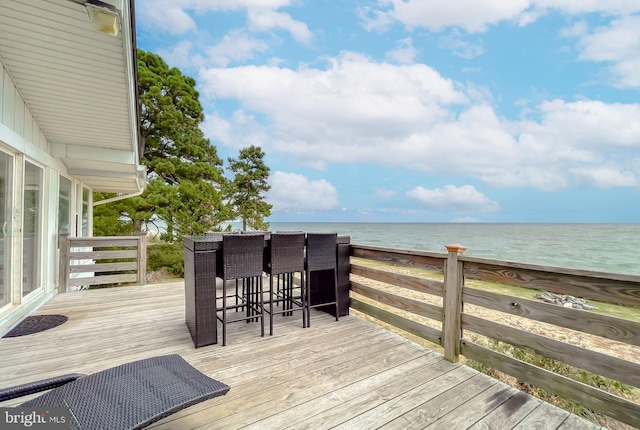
[58,234,147,292]
[350,245,446,349]
[461,256,640,308]
[349,243,640,428]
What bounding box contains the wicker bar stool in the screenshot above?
[304,232,339,327]
[217,234,265,346]
[212,232,242,312]
[264,232,306,335]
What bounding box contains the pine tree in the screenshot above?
[227,146,272,231]
[94,49,230,240]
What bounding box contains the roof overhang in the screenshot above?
[0,0,144,193]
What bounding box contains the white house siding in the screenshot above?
[0,61,92,334]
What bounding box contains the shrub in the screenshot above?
[147,242,184,277]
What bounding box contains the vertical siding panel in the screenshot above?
[0,65,4,121]
[32,116,40,145]
[39,129,47,150]
[14,89,24,137]
[2,69,14,129]
[24,108,33,143]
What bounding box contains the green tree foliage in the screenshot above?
[227,146,272,231]
[92,199,135,236]
[94,49,230,240]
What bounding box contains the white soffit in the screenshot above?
[0,0,142,193]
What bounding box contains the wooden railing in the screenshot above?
[350,243,640,428]
[58,234,147,292]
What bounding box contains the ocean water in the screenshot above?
[263,223,640,277]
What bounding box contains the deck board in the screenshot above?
[379,374,499,430]
[271,358,458,430]
[0,282,601,429]
[511,402,571,429]
[467,391,541,429]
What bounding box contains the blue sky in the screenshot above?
[135,0,640,223]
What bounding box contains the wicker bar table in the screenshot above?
[184,236,220,348]
[184,234,350,348]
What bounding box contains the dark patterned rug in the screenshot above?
[2,315,68,338]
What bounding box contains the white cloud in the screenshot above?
[534,99,640,148]
[569,166,638,188]
[361,0,640,34]
[438,31,485,59]
[559,20,589,38]
[202,111,270,151]
[530,0,640,16]
[506,99,640,188]
[199,52,467,135]
[138,1,311,67]
[137,1,197,34]
[155,33,272,69]
[138,0,293,14]
[136,0,298,35]
[156,41,207,69]
[267,172,339,212]
[206,31,271,67]
[362,1,640,89]
[407,185,500,213]
[201,0,293,9]
[358,6,397,32]
[198,53,640,191]
[363,0,530,33]
[247,10,313,44]
[385,38,419,64]
[572,15,640,88]
[475,167,571,191]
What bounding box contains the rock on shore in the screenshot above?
[534,292,597,310]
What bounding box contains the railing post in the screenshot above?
[137,231,147,286]
[58,233,70,293]
[443,243,466,362]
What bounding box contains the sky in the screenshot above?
[135,0,640,223]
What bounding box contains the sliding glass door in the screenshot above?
[0,151,12,307]
[22,161,43,297]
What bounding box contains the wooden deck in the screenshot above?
[0,282,603,429]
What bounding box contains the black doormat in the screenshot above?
[2,315,68,338]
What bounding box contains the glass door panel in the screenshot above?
[81,187,89,237]
[58,176,71,235]
[23,161,42,297]
[0,152,12,307]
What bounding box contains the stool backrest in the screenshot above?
[222,234,265,279]
[241,231,271,240]
[306,233,337,272]
[269,233,305,274]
